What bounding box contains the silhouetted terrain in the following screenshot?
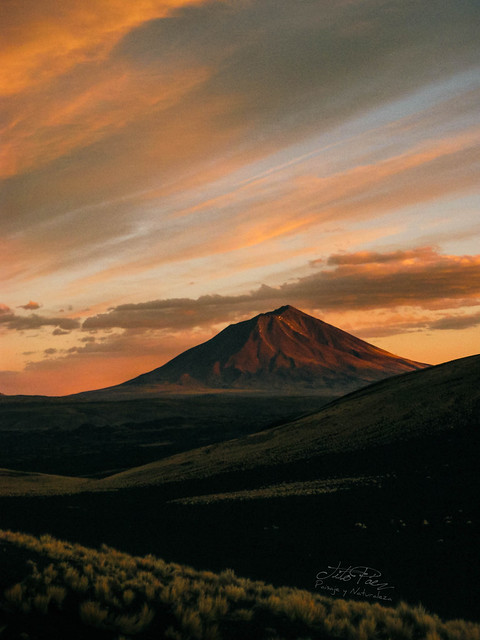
[0,354,479,624]
[0,394,331,477]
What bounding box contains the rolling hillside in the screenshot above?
[99,353,479,491]
[0,469,88,496]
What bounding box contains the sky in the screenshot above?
[1,0,479,396]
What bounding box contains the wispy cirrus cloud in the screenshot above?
[45,124,480,299]
[3,0,479,278]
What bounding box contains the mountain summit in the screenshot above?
[121,305,428,394]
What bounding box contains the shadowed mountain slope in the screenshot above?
[112,305,426,395]
[99,354,479,490]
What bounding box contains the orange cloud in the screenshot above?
[187,128,480,241]
[17,301,41,310]
[1,64,209,178]
[0,0,204,97]
[325,247,447,268]
[1,0,212,178]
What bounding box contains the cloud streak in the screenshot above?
[428,312,480,331]
[3,1,479,241]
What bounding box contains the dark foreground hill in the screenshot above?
[1,529,479,640]
[99,305,427,395]
[99,353,479,491]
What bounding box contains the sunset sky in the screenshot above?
[1,0,479,395]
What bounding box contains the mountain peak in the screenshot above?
[268,305,297,315]
[119,306,428,394]
[258,305,323,328]
[264,304,308,318]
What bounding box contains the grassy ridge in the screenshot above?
[0,469,88,497]
[1,529,479,640]
[168,476,382,504]
[96,355,480,491]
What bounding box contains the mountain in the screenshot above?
[117,305,427,394]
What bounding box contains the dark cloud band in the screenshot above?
[0,306,79,331]
[82,248,480,331]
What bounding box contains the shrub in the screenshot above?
[4,583,25,609]
[222,584,246,601]
[123,589,135,606]
[33,593,50,615]
[178,608,203,639]
[46,585,67,608]
[79,600,109,628]
[113,604,155,634]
